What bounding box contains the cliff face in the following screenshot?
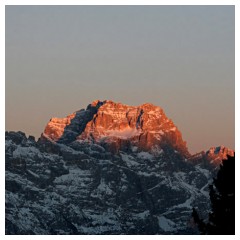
[188,145,234,170]
[42,100,189,157]
[42,101,103,143]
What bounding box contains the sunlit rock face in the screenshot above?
[43,113,76,141]
[188,146,234,170]
[41,101,104,144]
[206,145,234,161]
[42,100,189,157]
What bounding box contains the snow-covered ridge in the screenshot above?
[5,127,234,234]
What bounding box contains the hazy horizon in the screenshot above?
[5,5,235,154]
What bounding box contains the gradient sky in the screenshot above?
[5,5,234,154]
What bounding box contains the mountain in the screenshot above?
[42,100,189,156]
[5,100,234,234]
[189,146,234,170]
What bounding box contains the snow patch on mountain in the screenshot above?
[137,151,154,160]
[158,216,176,232]
[106,127,140,139]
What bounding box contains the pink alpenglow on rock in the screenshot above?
[42,100,189,156]
[43,113,76,141]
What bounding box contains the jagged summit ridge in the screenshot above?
[206,145,234,157]
[42,100,189,156]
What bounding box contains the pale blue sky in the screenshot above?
[5,5,234,153]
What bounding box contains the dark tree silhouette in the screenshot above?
[192,154,235,234]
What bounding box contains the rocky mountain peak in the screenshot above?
[206,145,234,163]
[90,99,102,107]
[41,100,189,156]
[188,145,234,169]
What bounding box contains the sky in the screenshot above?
[5,5,235,154]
